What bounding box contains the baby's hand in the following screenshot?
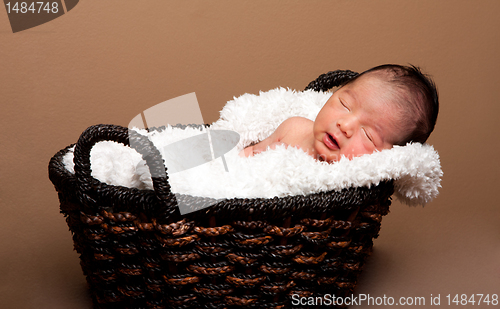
[239,146,255,157]
[268,141,286,150]
[239,142,287,157]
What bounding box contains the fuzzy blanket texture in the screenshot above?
[64,88,442,206]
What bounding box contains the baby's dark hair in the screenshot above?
[344,64,439,145]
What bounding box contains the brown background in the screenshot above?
[1,1,499,308]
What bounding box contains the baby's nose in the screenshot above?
[337,117,356,137]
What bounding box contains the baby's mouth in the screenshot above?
[323,133,339,150]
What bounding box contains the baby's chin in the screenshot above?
[313,143,341,163]
[313,141,371,163]
[314,150,342,163]
[317,150,365,163]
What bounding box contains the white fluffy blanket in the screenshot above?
[64,88,442,206]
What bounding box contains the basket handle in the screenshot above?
[73,124,172,205]
[304,70,359,92]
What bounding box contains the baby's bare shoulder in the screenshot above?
[278,117,313,137]
[281,116,313,127]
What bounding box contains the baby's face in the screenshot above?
[313,75,404,162]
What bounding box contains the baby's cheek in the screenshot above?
[343,140,372,158]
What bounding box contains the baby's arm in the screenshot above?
[240,131,282,157]
[240,119,291,157]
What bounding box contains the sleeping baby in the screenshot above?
[240,64,439,162]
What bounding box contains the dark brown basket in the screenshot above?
[49,70,394,309]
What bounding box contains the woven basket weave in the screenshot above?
[49,70,394,309]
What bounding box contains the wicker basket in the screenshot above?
[49,70,395,309]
